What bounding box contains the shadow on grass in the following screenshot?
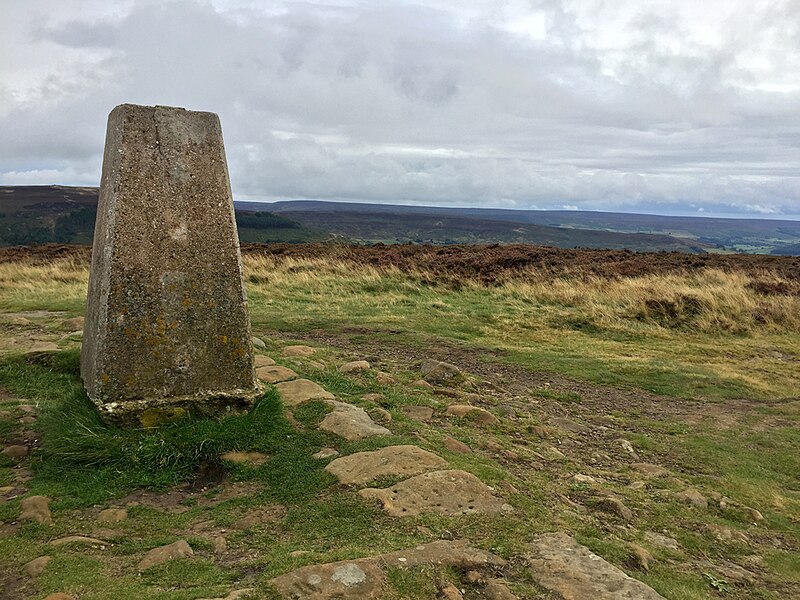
[0,349,336,509]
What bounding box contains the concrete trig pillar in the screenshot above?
[81,103,260,426]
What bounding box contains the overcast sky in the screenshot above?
[2,0,799,217]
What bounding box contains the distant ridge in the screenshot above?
[2,186,800,254]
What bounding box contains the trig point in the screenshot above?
[81,103,260,426]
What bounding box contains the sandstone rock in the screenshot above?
[256,365,297,384]
[708,524,749,544]
[220,451,268,467]
[617,439,637,456]
[18,404,37,413]
[2,445,28,459]
[270,540,504,599]
[50,535,108,546]
[485,580,518,600]
[319,400,391,441]
[375,371,396,385]
[368,407,392,424]
[631,463,670,477]
[325,445,448,485]
[744,506,764,522]
[550,417,590,434]
[252,337,266,349]
[572,474,596,484]
[282,345,316,357]
[24,556,50,577]
[60,316,85,331]
[6,316,31,326]
[20,495,51,524]
[362,393,383,402]
[401,405,434,421]
[308,360,326,370]
[526,533,666,599]
[339,360,370,374]
[676,489,708,509]
[19,416,37,425]
[445,404,499,426]
[440,583,464,600]
[597,496,633,521]
[253,355,276,367]
[542,445,566,460]
[360,469,511,517]
[24,342,59,355]
[98,508,128,523]
[313,448,339,460]
[82,105,260,426]
[138,539,193,570]
[629,544,652,571]
[644,531,679,550]
[412,379,434,389]
[213,535,227,554]
[43,594,75,600]
[443,436,472,454]
[420,359,462,385]
[276,378,334,407]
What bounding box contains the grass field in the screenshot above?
[0,249,798,599]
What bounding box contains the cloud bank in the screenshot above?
[2,0,799,217]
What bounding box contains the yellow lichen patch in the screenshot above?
[138,406,189,428]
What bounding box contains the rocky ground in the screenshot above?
[1,310,797,599]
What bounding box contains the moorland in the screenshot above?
[0,243,798,599]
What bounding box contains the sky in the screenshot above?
[1,0,799,218]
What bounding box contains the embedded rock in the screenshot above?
[257,365,297,384]
[275,379,334,407]
[253,355,276,367]
[325,445,448,485]
[526,533,666,599]
[98,508,128,523]
[339,360,370,374]
[20,495,52,524]
[445,405,499,426]
[319,400,391,441]
[24,556,50,577]
[220,451,268,466]
[360,469,511,517]
[138,539,193,570]
[282,345,316,357]
[420,359,462,385]
[270,540,504,600]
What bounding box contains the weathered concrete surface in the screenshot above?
[82,104,260,425]
[525,533,665,599]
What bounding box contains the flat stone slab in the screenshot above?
[319,400,391,441]
[254,355,276,367]
[276,379,334,407]
[270,540,504,599]
[138,539,194,571]
[325,445,448,485]
[360,469,512,517]
[282,345,316,357]
[526,533,665,599]
[257,365,298,384]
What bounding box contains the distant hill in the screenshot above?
[2,186,799,254]
[259,200,800,254]
[0,186,324,246]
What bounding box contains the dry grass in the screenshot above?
[1,254,798,399]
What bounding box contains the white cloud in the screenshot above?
[0,0,798,217]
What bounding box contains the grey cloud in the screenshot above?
[1,0,798,217]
